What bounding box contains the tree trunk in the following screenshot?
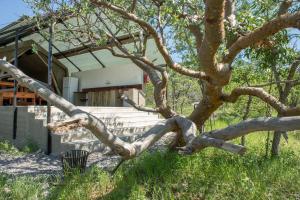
[271,92,287,156]
[241,96,252,146]
[271,130,283,156]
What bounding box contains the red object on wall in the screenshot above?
[143,73,149,83]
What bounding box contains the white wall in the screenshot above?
[71,64,143,91]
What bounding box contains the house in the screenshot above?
[0,15,163,154]
[0,15,164,107]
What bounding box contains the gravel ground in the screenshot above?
[0,151,122,176]
[0,134,172,177]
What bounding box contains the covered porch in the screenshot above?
[0,16,164,108]
[0,15,164,154]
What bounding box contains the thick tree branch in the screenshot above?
[2,59,300,158]
[180,136,246,155]
[130,0,137,13]
[129,58,176,118]
[223,87,300,116]
[91,0,210,80]
[223,12,300,64]
[174,116,197,145]
[270,65,283,94]
[0,59,176,159]
[282,56,300,98]
[205,116,300,141]
[188,24,203,61]
[121,94,159,113]
[198,0,225,72]
[0,59,250,156]
[182,115,300,154]
[278,0,292,16]
[249,79,300,88]
[174,116,246,155]
[48,117,83,132]
[225,0,237,27]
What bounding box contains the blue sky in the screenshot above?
[0,0,298,55]
[0,0,33,28]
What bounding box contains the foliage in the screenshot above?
[21,140,40,154]
[0,140,23,156]
[0,175,47,200]
[0,139,39,155]
[0,132,300,199]
[49,167,111,200]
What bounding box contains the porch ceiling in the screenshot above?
[0,14,165,74]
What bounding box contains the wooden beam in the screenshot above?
[0,88,14,92]
[35,52,61,95]
[82,84,143,92]
[0,74,12,80]
[53,34,137,59]
[0,91,35,99]
[0,81,14,87]
[0,93,3,106]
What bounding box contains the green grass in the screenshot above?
[0,140,23,156]
[20,140,39,154]
[0,133,300,199]
[0,175,48,200]
[0,139,39,156]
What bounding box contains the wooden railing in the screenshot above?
[0,81,45,106]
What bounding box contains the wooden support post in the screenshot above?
[13,30,19,140]
[47,23,53,155]
[0,94,3,106]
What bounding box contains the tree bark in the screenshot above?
[2,60,300,159]
[241,96,252,146]
[271,130,283,156]
[270,57,300,156]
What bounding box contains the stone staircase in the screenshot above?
[27,106,162,155]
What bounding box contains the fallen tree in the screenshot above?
[3,0,300,158]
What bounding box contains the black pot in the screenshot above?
[61,150,90,174]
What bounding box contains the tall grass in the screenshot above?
[99,133,300,200]
[0,175,48,200]
[0,133,300,199]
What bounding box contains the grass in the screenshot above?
[0,133,300,199]
[0,140,23,156]
[0,175,48,200]
[0,139,39,156]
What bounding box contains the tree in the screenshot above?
[244,28,300,155]
[1,0,300,159]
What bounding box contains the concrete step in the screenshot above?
[34,112,158,120]
[52,131,147,155]
[55,129,96,142]
[40,115,161,126]
[28,106,154,115]
[52,139,110,155]
[110,125,154,135]
[35,113,159,121]
[28,106,161,154]
[54,120,161,143]
[36,115,160,127]
[106,119,162,127]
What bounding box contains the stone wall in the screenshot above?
[0,106,48,151]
